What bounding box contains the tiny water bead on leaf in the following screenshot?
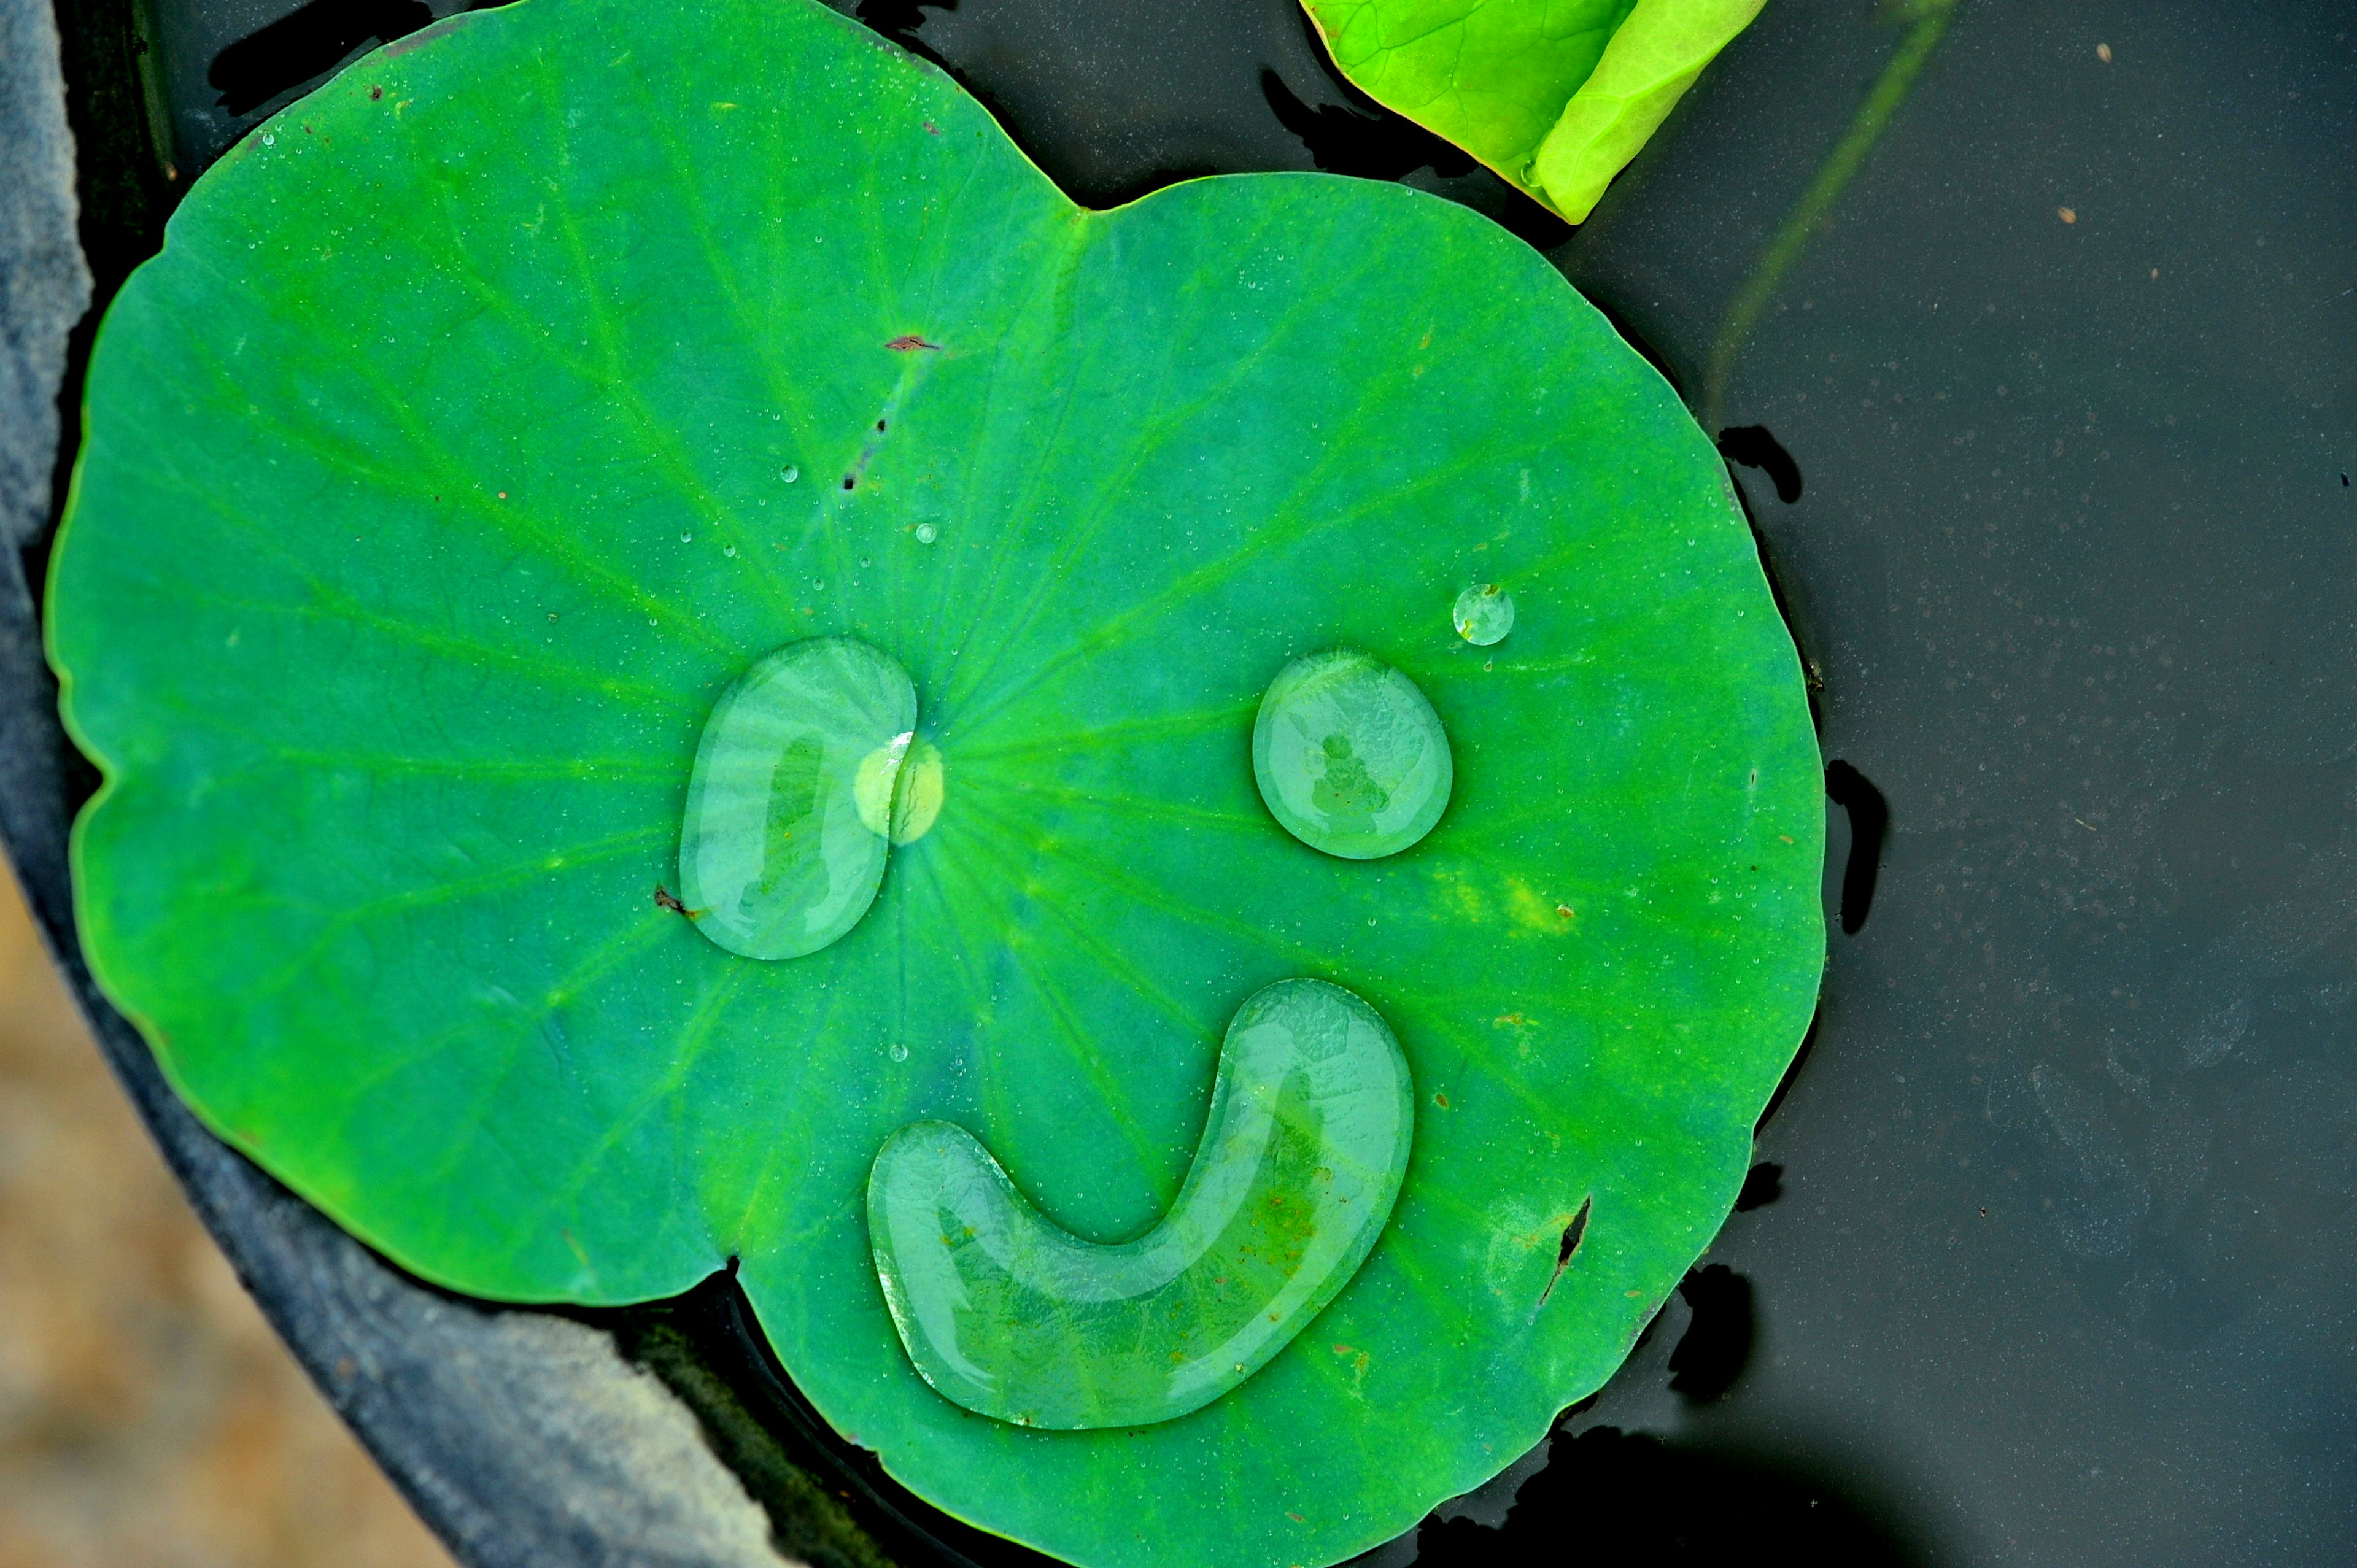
[1253,650,1453,859]
[865,737,945,844]
[678,637,915,960]
[1452,583,1515,646]
[869,979,1413,1429]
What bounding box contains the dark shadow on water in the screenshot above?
[1667,1264,1753,1402]
[1717,424,1803,503]
[854,0,951,61]
[1735,1160,1784,1211]
[207,0,430,115]
[1407,1426,1930,1566]
[614,1267,1927,1568]
[1824,761,1888,936]
[1258,68,1472,183]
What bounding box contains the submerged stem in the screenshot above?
[1703,0,1957,429]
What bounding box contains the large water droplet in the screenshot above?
[1452,583,1514,646]
[869,977,1413,1429]
[678,637,915,959]
[1253,650,1452,859]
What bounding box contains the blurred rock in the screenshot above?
[0,868,456,1568]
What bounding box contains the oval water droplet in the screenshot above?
[888,1041,910,1062]
[723,543,738,558]
[1253,650,1451,859]
[915,523,939,545]
[781,465,800,484]
[681,531,693,543]
[678,637,916,959]
[869,977,1413,1429]
[1452,584,1514,646]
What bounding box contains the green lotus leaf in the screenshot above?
[1302,0,1768,222]
[46,0,1822,1562]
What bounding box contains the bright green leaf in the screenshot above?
[47,0,1821,1562]
[1304,0,1768,221]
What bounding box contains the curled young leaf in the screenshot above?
[1303,0,1768,221]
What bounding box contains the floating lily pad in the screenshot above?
[47,0,1822,1562]
[1301,0,1768,221]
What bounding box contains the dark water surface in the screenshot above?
[133,0,2357,1563]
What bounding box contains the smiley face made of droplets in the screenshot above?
[47,0,1823,1561]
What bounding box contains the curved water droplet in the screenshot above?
[869,978,1414,1429]
[678,636,915,959]
[1253,649,1452,859]
[1452,583,1514,646]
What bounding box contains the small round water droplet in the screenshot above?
[723,543,738,557]
[854,736,945,844]
[1452,584,1514,646]
[892,740,945,842]
[782,465,800,483]
[888,1041,910,1062]
[915,523,939,545]
[681,531,693,543]
[1253,650,1452,860]
[859,557,872,568]
[678,637,916,959]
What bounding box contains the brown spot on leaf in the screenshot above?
[885,334,942,352]
[654,885,687,914]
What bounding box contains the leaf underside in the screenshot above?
[48,0,1823,1563]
